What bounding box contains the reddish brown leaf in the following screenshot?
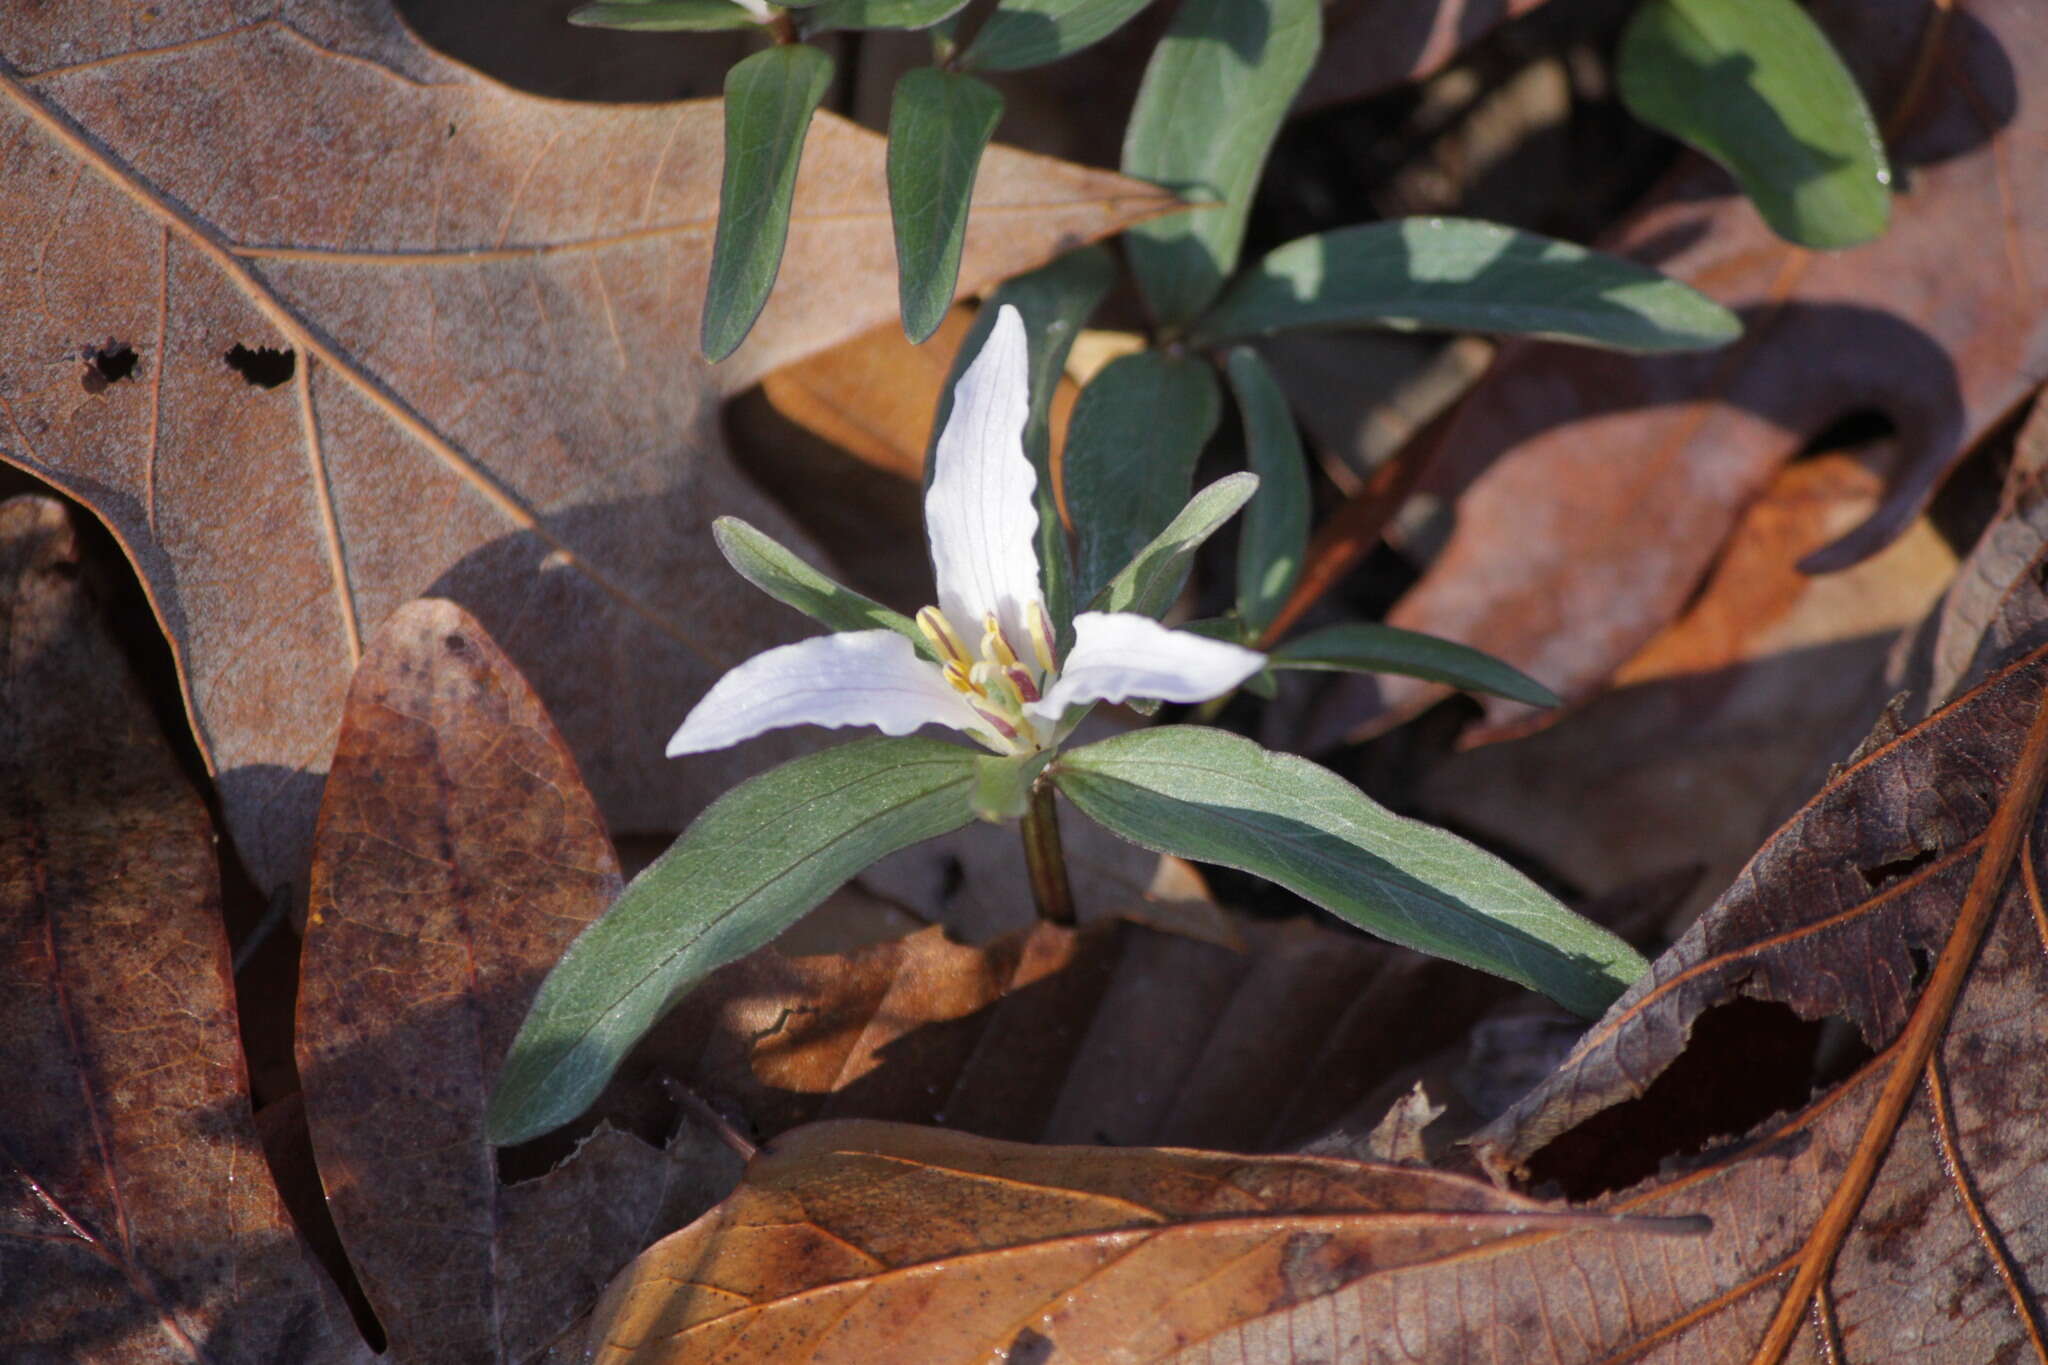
[297,599,738,1364]
[1309,0,2045,747]
[0,496,362,1363]
[581,1119,1702,1363]
[1415,454,1954,928]
[0,3,1173,890]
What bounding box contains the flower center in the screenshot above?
[916,602,1059,752]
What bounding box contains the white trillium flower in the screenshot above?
[667,305,1266,758]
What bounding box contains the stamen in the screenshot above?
[968,702,1020,742]
[970,662,1020,711]
[1005,665,1041,703]
[1027,601,1058,675]
[917,607,972,668]
[943,660,981,696]
[981,613,1020,670]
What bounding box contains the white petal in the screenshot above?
[666,631,983,756]
[1028,613,1266,723]
[924,304,1042,649]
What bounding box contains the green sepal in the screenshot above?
[972,748,1055,822]
[1086,472,1258,621]
[711,517,931,658]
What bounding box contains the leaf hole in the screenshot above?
[1859,846,1940,891]
[1521,997,1873,1201]
[224,343,296,390]
[443,633,469,655]
[80,340,138,394]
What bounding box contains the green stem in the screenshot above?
[1021,778,1077,925]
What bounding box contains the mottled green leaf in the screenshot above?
[1619,0,1889,249]
[1122,0,1320,327]
[1195,218,1741,353]
[1270,622,1559,707]
[1065,351,1222,606]
[701,44,835,362]
[1054,726,1645,1016]
[486,738,978,1144]
[961,0,1156,73]
[887,70,1005,343]
[1225,349,1309,634]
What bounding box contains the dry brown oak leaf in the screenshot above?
[581,1119,1707,1364]
[1309,0,2048,748]
[1397,639,2048,1363]
[0,2,1172,892]
[298,598,744,1365]
[0,495,368,1365]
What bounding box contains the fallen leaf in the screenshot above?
[1415,452,1955,929]
[1891,391,2048,717]
[581,1118,1703,1363]
[297,599,739,1363]
[0,2,1172,890]
[620,907,1530,1157]
[0,496,364,1363]
[1308,0,2044,746]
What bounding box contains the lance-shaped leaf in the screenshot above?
[961,0,1158,73]
[1194,218,1743,353]
[887,69,1005,343]
[1226,348,1310,633]
[712,516,927,652]
[1122,0,1321,327]
[569,0,764,30]
[1271,622,1559,707]
[487,737,979,1145]
[1066,351,1222,606]
[801,0,973,35]
[1087,472,1258,620]
[926,249,1119,630]
[1053,726,1645,1016]
[702,45,837,361]
[1619,0,1890,249]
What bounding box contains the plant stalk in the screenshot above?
[1021,777,1077,925]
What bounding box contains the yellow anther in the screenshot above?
[917,606,971,668]
[1027,601,1058,675]
[981,613,1020,670]
[943,660,980,696]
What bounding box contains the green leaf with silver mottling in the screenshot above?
[887,70,1005,343]
[712,517,930,657]
[1194,219,1742,354]
[1122,0,1320,327]
[1225,348,1309,634]
[1053,726,1645,1017]
[1618,0,1889,249]
[1065,351,1222,607]
[1270,622,1559,708]
[701,44,835,362]
[486,737,978,1144]
[926,248,1117,635]
[1087,473,1258,621]
[802,0,972,34]
[961,0,1156,73]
